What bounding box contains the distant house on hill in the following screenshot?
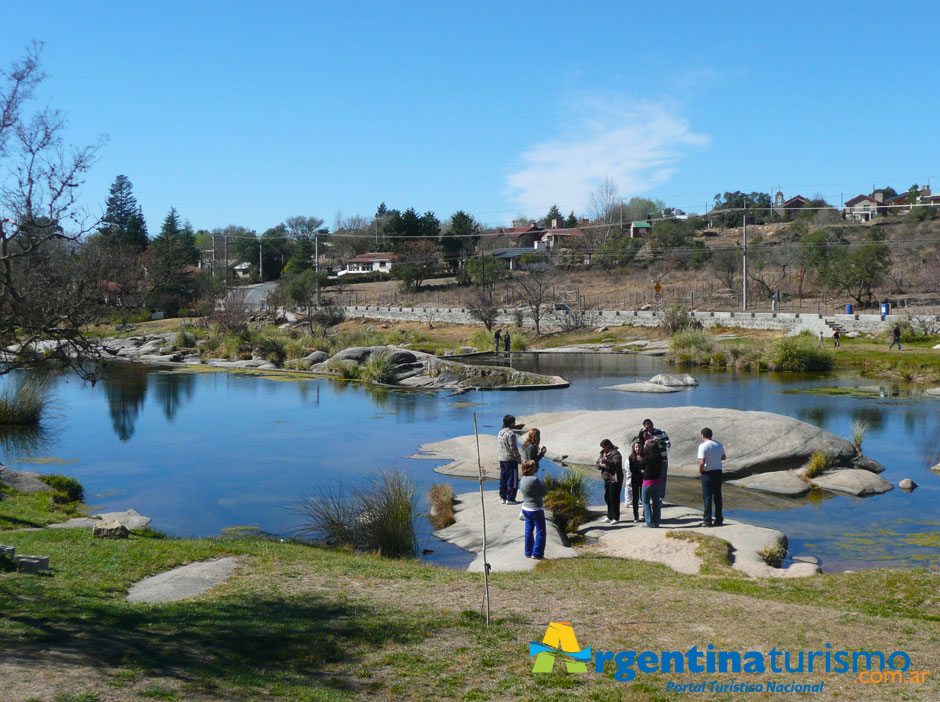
[339,252,396,276]
[497,223,544,249]
[773,192,810,217]
[630,221,652,238]
[883,187,932,212]
[844,194,879,222]
[540,227,584,250]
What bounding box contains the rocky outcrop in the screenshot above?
[0,466,53,494]
[649,373,698,387]
[100,334,569,391]
[415,407,890,498]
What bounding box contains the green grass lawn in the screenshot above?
[2,511,940,701]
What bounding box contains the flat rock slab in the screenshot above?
[434,491,577,572]
[601,382,682,393]
[0,466,53,494]
[48,508,152,530]
[410,434,502,479]
[810,469,893,496]
[127,557,239,603]
[582,504,819,579]
[727,470,811,496]
[926,387,940,397]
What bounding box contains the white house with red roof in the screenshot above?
[339,252,397,276]
[843,194,879,222]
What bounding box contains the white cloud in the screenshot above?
[505,97,709,216]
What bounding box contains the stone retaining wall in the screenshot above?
[337,304,923,335]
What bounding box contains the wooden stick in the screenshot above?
[473,412,490,625]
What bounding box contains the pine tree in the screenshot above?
[565,211,578,228]
[542,204,563,228]
[100,175,148,250]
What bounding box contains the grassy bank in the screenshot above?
[1,489,939,701]
[668,329,836,372]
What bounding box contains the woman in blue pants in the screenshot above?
[519,459,547,559]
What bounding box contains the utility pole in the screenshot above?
[742,210,748,312]
[315,232,321,307]
[259,240,263,281]
[224,235,229,284]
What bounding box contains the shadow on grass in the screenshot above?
[1,591,440,692]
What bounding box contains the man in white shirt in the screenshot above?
[697,427,726,527]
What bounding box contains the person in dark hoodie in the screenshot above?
[625,438,646,523]
[596,439,624,524]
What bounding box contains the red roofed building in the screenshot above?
[843,195,879,222]
[497,223,544,248]
[339,252,397,276]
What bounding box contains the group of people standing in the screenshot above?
[596,418,670,527]
[493,329,511,353]
[497,413,728,561]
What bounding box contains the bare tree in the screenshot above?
[83,238,150,326]
[466,289,499,331]
[1,44,106,379]
[507,265,556,334]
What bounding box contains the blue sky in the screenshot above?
[5,1,937,233]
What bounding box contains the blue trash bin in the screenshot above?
[880,302,891,316]
[846,304,854,315]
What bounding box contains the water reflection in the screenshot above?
[153,371,196,422]
[849,407,885,430]
[100,363,149,441]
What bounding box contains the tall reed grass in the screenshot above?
[291,469,418,558]
[0,377,51,425]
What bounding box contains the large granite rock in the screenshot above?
[414,408,889,499]
[649,373,698,387]
[0,466,54,494]
[515,407,884,480]
[303,350,329,364]
[811,469,893,496]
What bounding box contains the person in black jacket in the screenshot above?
[626,439,646,523]
[596,439,624,524]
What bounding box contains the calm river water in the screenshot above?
[4,354,939,572]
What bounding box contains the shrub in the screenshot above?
[662,304,701,334]
[851,420,870,451]
[511,335,528,351]
[469,330,494,352]
[39,474,84,503]
[325,359,361,379]
[252,335,287,366]
[359,353,397,385]
[763,332,834,371]
[670,329,715,359]
[804,449,832,479]
[175,331,197,348]
[427,483,456,529]
[291,469,418,558]
[759,542,787,568]
[0,377,51,426]
[543,467,589,533]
